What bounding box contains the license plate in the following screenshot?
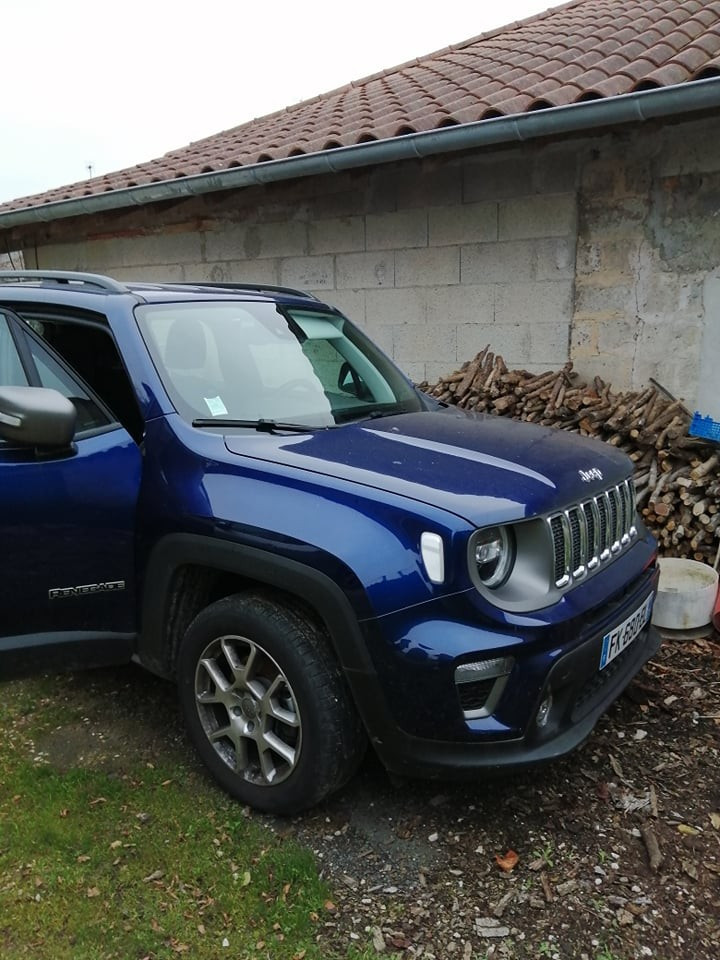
[600,594,654,670]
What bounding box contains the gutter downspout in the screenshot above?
[2,77,720,231]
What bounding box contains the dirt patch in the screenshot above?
[33,666,190,774]
[27,633,720,959]
[295,631,720,959]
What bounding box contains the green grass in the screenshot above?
[0,674,362,960]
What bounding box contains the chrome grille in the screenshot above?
[548,479,637,589]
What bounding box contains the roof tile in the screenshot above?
[643,63,694,87]
[3,0,720,215]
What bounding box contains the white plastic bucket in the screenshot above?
[651,558,719,631]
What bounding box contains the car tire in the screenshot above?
[177,592,366,814]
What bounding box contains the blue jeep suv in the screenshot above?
[0,270,660,813]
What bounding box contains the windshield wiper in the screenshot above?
[334,408,401,425]
[192,418,318,433]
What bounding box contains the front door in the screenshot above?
[0,309,141,676]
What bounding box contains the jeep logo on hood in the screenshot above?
[579,468,604,483]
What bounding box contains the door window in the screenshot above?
[0,314,29,387]
[25,336,111,433]
[0,310,111,435]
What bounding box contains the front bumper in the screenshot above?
[351,564,660,779]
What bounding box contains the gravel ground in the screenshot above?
[292,628,720,960]
[21,627,720,960]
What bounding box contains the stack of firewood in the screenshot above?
[419,346,720,564]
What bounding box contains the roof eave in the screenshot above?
[2,77,720,233]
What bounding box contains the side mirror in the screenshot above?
[0,386,77,448]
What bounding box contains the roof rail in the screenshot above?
[176,281,316,300]
[0,270,129,293]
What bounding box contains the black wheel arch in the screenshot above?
[138,533,377,682]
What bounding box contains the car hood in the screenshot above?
[223,408,632,526]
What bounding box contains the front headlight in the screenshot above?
[473,526,514,588]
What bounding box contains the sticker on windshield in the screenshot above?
[204,396,228,417]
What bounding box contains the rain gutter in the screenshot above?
[2,77,720,232]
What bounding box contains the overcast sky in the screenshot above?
[1,0,563,205]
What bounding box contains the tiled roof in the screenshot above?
[3,0,720,215]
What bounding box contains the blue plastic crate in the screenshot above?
[690,412,720,443]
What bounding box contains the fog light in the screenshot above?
[536,691,553,728]
[455,657,514,719]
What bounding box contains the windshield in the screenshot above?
[136,301,425,427]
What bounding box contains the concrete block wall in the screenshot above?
[24,113,720,402]
[573,116,720,406]
[32,144,578,384]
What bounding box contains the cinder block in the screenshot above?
[620,156,653,198]
[319,289,367,324]
[367,169,403,214]
[426,284,494,326]
[499,194,576,241]
[425,360,459,385]
[572,353,635,389]
[429,202,497,246]
[309,216,365,255]
[579,198,646,240]
[366,210,428,251]
[495,281,574,326]
[461,240,537,283]
[535,238,577,281]
[639,259,704,324]
[206,221,307,261]
[250,199,301,225]
[364,322,395,357]
[579,139,625,197]
[395,248,460,288]
[522,362,565,376]
[117,231,203,267]
[253,221,308,259]
[111,264,184,282]
[570,316,640,376]
[457,321,565,370]
[532,147,579,194]
[457,323,506,363]
[576,240,639,281]
[205,224,249,262]
[76,233,190,277]
[393,324,457,364]
[366,287,428,326]
[77,236,124,271]
[632,320,702,397]
[186,260,279,285]
[37,242,88,270]
[311,187,367,220]
[529,323,570,365]
[280,256,335,289]
[336,252,394,289]
[574,283,637,317]
[463,152,534,203]
[399,361,429,384]
[657,117,720,177]
[489,322,569,368]
[394,164,463,209]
